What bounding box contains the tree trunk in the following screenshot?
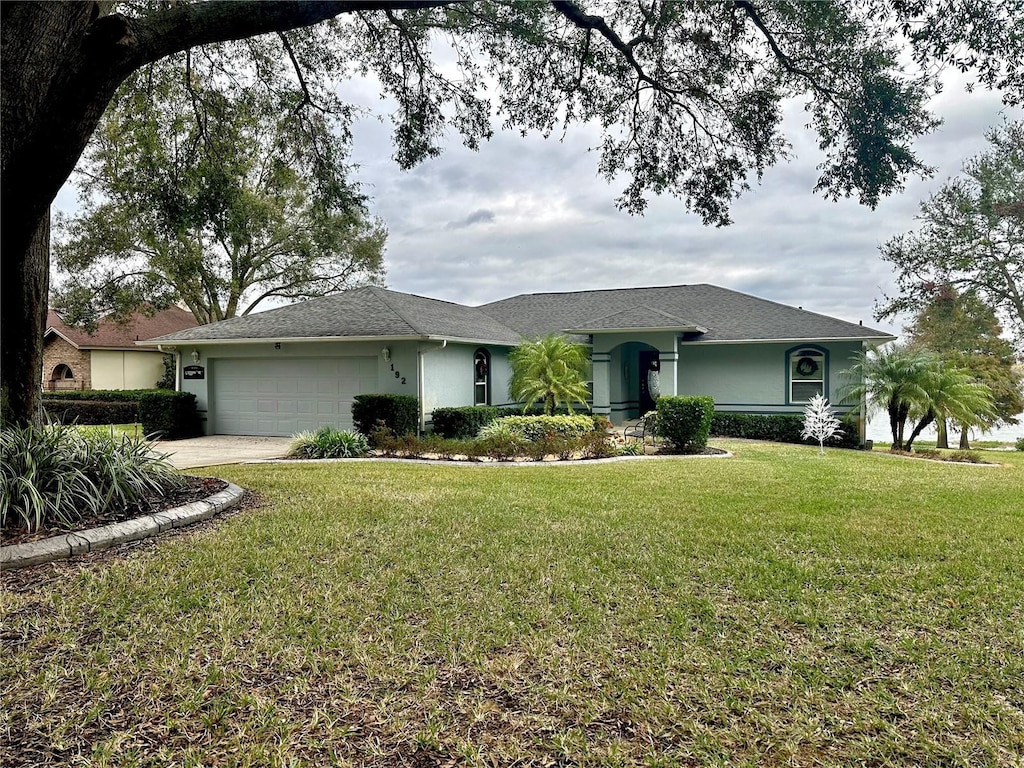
[959,424,971,450]
[1,2,100,426]
[1,215,50,426]
[936,417,948,449]
[888,399,902,450]
[904,410,934,452]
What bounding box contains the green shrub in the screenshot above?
[1,423,182,533]
[579,430,618,459]
[138,391,200,439]
[288,427,369,459]
[431,406,501,439]
[475,433,525,461]
[949,450,983,463]
[42,389,154,402]
[619,440,645,456]
[656,396,714,454]
[352,394,419,444]
[1016,436,1024,452]
[711,412,861,449]
[481,414,594,442]
[913,447,942,459]
[43,399,139,425]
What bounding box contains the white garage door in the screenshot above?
[211,357,378,436]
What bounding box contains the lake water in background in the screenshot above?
[866,413,1024,444]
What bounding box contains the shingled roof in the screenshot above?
[145,284,892,345]
[479,284,892,343]
[46,307,197,349]
[145,286,522,344]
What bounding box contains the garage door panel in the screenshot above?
[212,356,377,436]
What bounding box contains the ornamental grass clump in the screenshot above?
[0,423,182,533]
[800,393,843,454]
[288,427,369,459]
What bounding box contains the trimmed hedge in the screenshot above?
[42,389,200,439]
[43,399,139,426]
[656,396,715,454]
[352,394,419,440]
[711,412,861,449]
[138,392,200,439]
[431,406,501,439]
[42,389,156,402]
[481,414,595,441]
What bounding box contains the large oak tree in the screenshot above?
[53,51,387,326]
[3,0,1022,426]
[876,121,1024,351]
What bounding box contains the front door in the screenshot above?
[638,350,660,415]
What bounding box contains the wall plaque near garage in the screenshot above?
[183,365,205,380]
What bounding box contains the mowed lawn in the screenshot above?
[2,442,1022,767]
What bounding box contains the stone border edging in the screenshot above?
[1,482,245,571]
[245,451,733,467]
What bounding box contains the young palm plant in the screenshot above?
[508,334,591,416]
[843,345,935,450]
[903,365,996,451]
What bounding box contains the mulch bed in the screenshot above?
[1,475,228,547]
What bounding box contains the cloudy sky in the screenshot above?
[334,69,1021,340]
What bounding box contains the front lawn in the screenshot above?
[3,441,1022,766]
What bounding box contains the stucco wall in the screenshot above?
[91,350,165,390]
[41,337,91,391]
[420,343,514,421]
[677,341,863,412]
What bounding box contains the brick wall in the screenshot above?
[42,337,91,391]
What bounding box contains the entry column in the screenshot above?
[658,349,678,398]
[591,351,611,419]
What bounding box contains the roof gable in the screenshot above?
[565,304,706,333]
[145,287,522,344]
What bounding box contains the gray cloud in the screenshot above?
[446,208,496,230]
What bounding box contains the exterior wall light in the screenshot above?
[381,347,391,362]
[191,349,200,364]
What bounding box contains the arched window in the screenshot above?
[49,364,75,391]
[473,348,491,405]
[787,346,827,403]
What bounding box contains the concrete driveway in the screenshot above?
[154,435,292,469]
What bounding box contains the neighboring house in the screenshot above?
[44,307,198,391]
[143,284,894,438]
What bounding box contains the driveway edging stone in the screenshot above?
[1,482,245,571]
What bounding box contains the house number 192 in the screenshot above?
[390,363,406,385]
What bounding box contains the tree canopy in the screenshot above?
[876,121,1024,349]
[904,284,1023,443]
[4,0,1024,426]
[53,51,386,326]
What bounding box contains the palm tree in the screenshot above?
[903,365,996,451]
[843,345,935,450]
[508,334,591,416]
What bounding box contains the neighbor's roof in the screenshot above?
[145,283,894,346]
[144,286,523,345]
[46,306,197,349]
[479,284,893,343]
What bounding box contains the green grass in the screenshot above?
[3,441,1022,766]
[71,423,144,440]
